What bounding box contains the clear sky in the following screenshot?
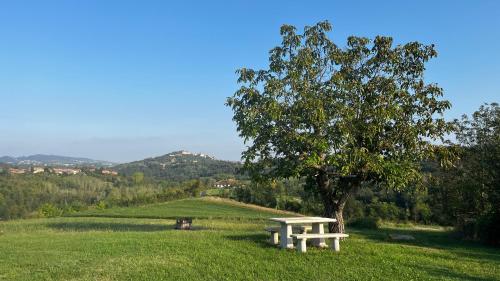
[0,0,498,162]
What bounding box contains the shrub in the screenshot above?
[283,198,302,213]
[38,203,63,218]
[300,198,323,216]
[344,198,364,220]
[414,202,432,224]
[367,202,403,221]
[69,201,88,212]
[477,212,500,247]
[455,216,478,240]
[347,217,381,229]
[96,201,107,210]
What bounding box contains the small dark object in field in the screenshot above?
[175,218,193,230]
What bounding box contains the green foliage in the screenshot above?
[95,201,107,210]
[228,20,452,183]
[343,197,364,220]
[38,203,63,218]
[413,201,432,224]
[132,172,144,184]
[232,182,278,208]
[443,103,500,245]
[367,202,403,221]
[187,179,203,197]
[477,211,500,247]
[280,198,302,213]
[0,173,199,220]
[227,21,453,231]
[347,217,381,229]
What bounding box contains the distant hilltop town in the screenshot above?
[166,150,216,160]
[0,150,242,182]
[3,166,118,176]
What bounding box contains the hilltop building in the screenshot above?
[101,169,118,176]
[214,179,239,188]
[32,167,45,174]
[53,168,80,175]
[8,168,26,174]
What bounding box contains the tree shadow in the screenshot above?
[47,222,177,232]
[224,233,277,249]
[407,263,499,281]
[349,227,500,264]
[69,214,269,222]
[224,233,340,251]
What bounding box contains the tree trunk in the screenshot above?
[323,200,345,233]
[316,172,360,234]
[322,197,336,232]
[332,208,345,233]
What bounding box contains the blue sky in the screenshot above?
[0,0,498,162]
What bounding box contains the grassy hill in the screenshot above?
[0,197,499,281]
[114,151,242,181]
[71,197,297,220]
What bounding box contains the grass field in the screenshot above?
[0,197,499,281]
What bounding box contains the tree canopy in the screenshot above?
[227,21,453,232]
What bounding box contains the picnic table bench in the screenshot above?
[292,233,349,253]
[264,225,312,245]
[268,217,337,249]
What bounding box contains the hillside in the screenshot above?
[115,151,242,181]
[72,197,298,220]
[0,154,115,167]
[0,198,498,281]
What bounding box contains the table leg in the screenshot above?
[312,223,327,248]
[331,237,340,252]
[279,223,293,249]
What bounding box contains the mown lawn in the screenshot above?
[70,197,297,220]
[0,198,499,281]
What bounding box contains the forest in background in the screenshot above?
[0,170,213,220]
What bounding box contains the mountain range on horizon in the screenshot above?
[0,150,240,171]
[0,154,116,167]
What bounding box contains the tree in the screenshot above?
[226,21,453,233]
[452,103,499,244]
[132,172,144,185]
[454,103,499,205]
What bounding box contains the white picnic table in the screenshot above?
[269,217,337,249]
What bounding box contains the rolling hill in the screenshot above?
[114,150,242,181]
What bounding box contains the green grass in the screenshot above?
[0,198,499,281]
[71,197,295,220]
[204,188,226,196]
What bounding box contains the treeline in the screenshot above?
[229,103,499,246]
[0,172,209,220]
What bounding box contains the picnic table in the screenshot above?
[269,217,337,249]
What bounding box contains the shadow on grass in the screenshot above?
[46,222,205,232]
[350,227,500,264]
[224,233,276,249]
[67,214,269,222]
[224,233,343,251]
[407,263,499,281]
